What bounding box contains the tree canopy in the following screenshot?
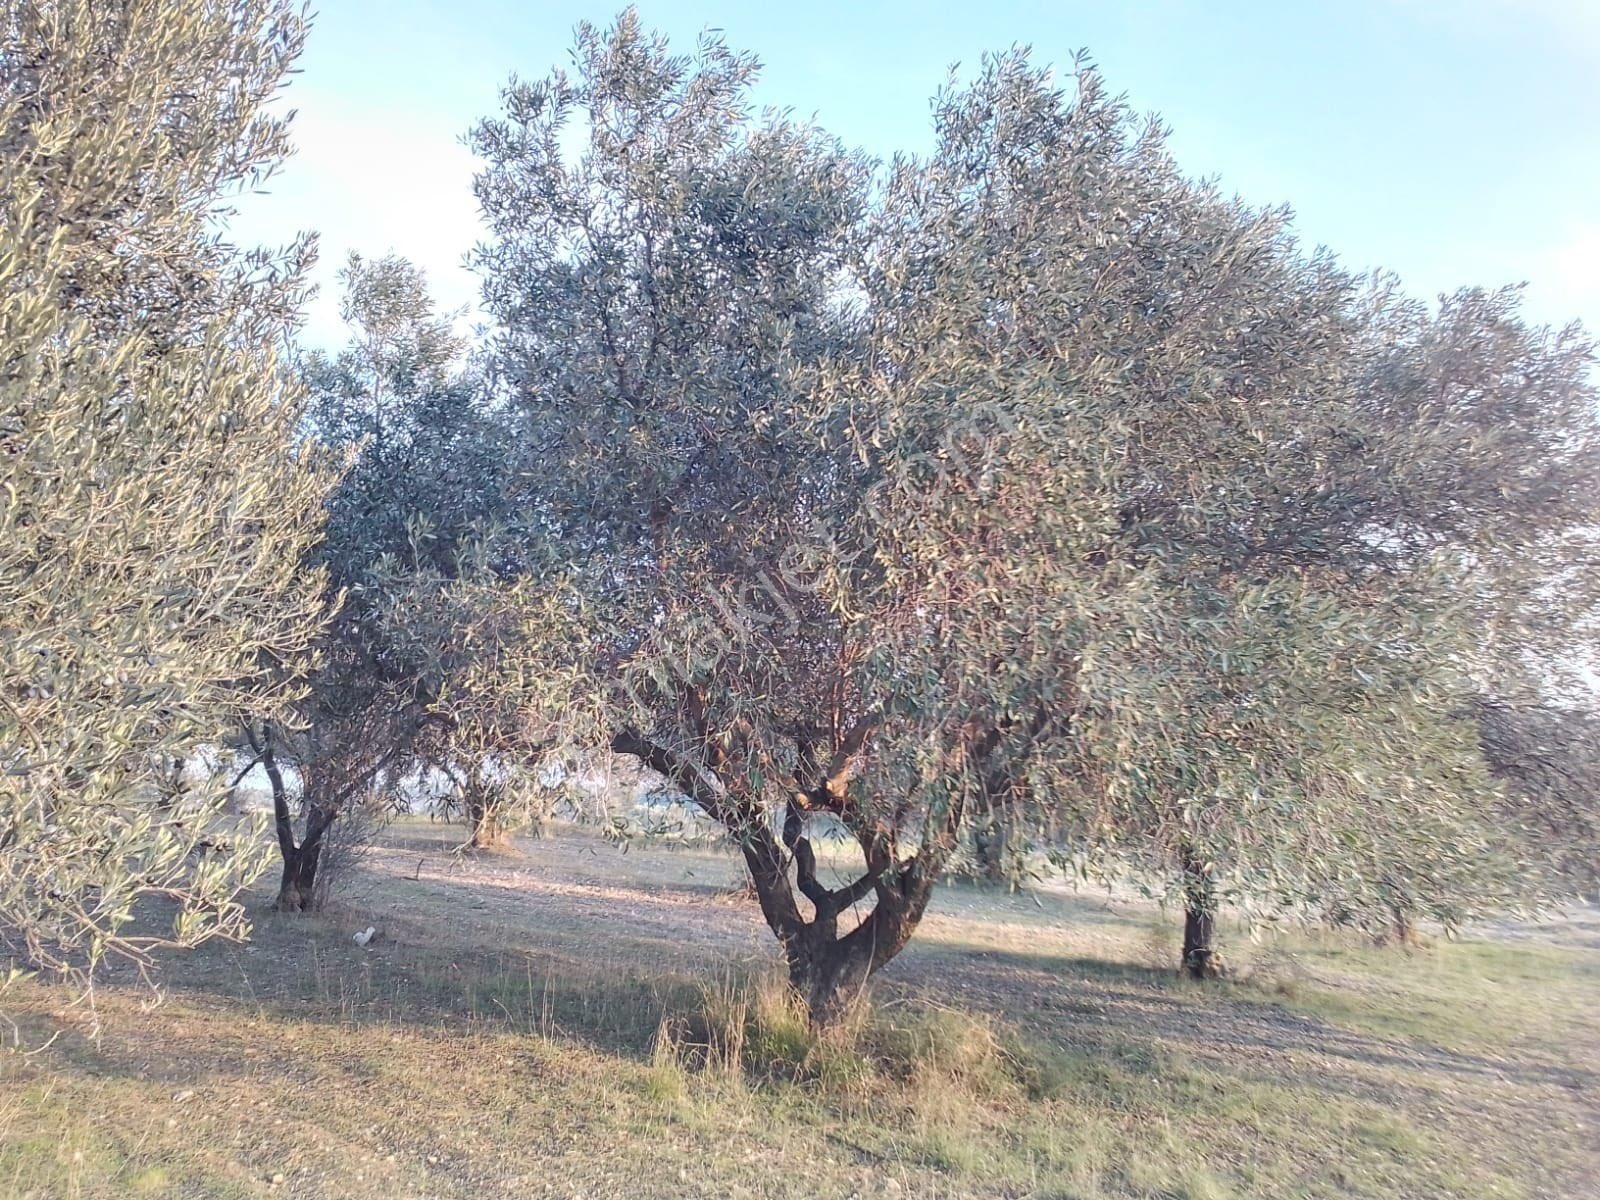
[463,12,1600,1017]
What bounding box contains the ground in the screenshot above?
[2,821,1596,1200]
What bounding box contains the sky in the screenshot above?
[229,0,1600,352]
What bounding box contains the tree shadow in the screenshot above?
[71,859,755,1075]
[30,835,1599,1120]
[890,938,1600,1101]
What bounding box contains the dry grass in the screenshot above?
[1,821,1596,1199]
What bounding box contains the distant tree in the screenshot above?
[1245,286,1600,954]
[375,561,575,850]
[263,253,517,904]
[0,0,333,979]
[302,253,493,576]
[240,673,423,913]
[287,252,570,881]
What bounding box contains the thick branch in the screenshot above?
[226,753,262,791]
[611,727,741,828]
[831,861,890,911]
[783,798,832,908]
[814,715,876,805]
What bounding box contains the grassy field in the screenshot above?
[2,821,1596,1200]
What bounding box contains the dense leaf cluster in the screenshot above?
[0,0,333,978]
[452,12,1599,1013]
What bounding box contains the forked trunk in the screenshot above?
[275,844,315,912]
[275,806,331,912]
[753,848,936,1028]
[786,935,874,1028]
[609,725,952,1030]
[250,725,335,912]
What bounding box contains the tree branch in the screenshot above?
[245,722,296,861]
[783,797,832,908]
[610,727,740,828]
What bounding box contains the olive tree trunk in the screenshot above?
[275,805,334,912]
[465,782,508,849]
[756,848,936,1027]
[971,816,1008,884]
[1180,849,1222,980]
[445,766,512,850]
[248,723,335,912]
[614,727,948,1028]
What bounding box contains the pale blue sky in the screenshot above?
[231,0,1600,350]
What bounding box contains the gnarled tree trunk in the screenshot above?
[275,804,334,912]
[613,725,953,1027]
[755,808,939,1027]
[779,877,935,1026]
[464,781,506,849]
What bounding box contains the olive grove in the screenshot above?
[3,3,1597,1029]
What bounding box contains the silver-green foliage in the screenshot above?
[827,52,1600,929]
[471,13,1599,1001]
[1476,697,1600,899]
[303,253,555,848]
[0,0,333,976]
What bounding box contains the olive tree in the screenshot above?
[799,52,1495,979]
[374,558,580,850]
[473,13,1599,1014]
[0,0,334,977]
[869,56,1600,975]
[1358,286,1600,699]
[1242,285,1600,951]
[1475,697,1600,902]
[1350,290,1600,940]
[265,253,517,903]
[470,11,959,1023]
